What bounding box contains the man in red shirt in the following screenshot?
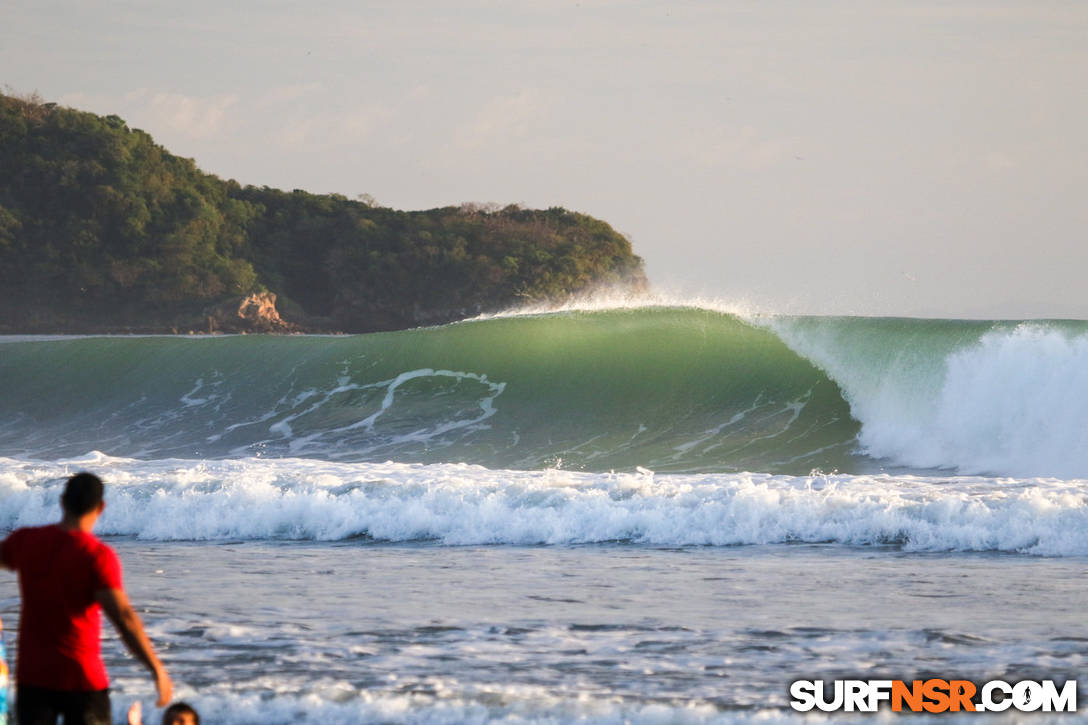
[1,472,172,724]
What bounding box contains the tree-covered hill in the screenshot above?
[0,92,646,333]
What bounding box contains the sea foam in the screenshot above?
[2,455,1086,555]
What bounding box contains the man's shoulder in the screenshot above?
[68,531,122,583]
[5,523,59,545]
[68,529,117,561]
[2,525,58,568]
[88,534,119,562]
[6,525,112,556]
[9,523,59,534]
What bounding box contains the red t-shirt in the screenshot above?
[1,524,122,691]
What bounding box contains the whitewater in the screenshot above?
[1,305,1085,723]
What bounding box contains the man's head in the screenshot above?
[162,702,200,725]
[60,472,105,518]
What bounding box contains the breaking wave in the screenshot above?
[2,308,1088,477]
[2,455,1086,555]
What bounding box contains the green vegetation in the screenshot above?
[0,91,646,332]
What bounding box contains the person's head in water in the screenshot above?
[61,472,105,518]
[162,702,200,725]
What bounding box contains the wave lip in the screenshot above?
[2,456,1087,555]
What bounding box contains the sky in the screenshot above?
[4,0,1087,318]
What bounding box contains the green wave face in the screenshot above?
[0,309,861,474]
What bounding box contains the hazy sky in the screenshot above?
[4,1,1087,317]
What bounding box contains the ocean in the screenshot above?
[1,306,1085,723]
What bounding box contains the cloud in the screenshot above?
[669,124,800,170]
[128,91,239,140]
[982,151,1017,171]
[55,91,103,110]
[269,105,393,151]
[57,86,395,155]
[55,89,238,141]
[453,89,550,150]
[260,83,324,106]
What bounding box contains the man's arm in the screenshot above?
[95,587,173,706]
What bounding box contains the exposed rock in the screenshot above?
[204,292,297,333]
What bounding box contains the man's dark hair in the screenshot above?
[61,472,104,516]
[162,702,200,725]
